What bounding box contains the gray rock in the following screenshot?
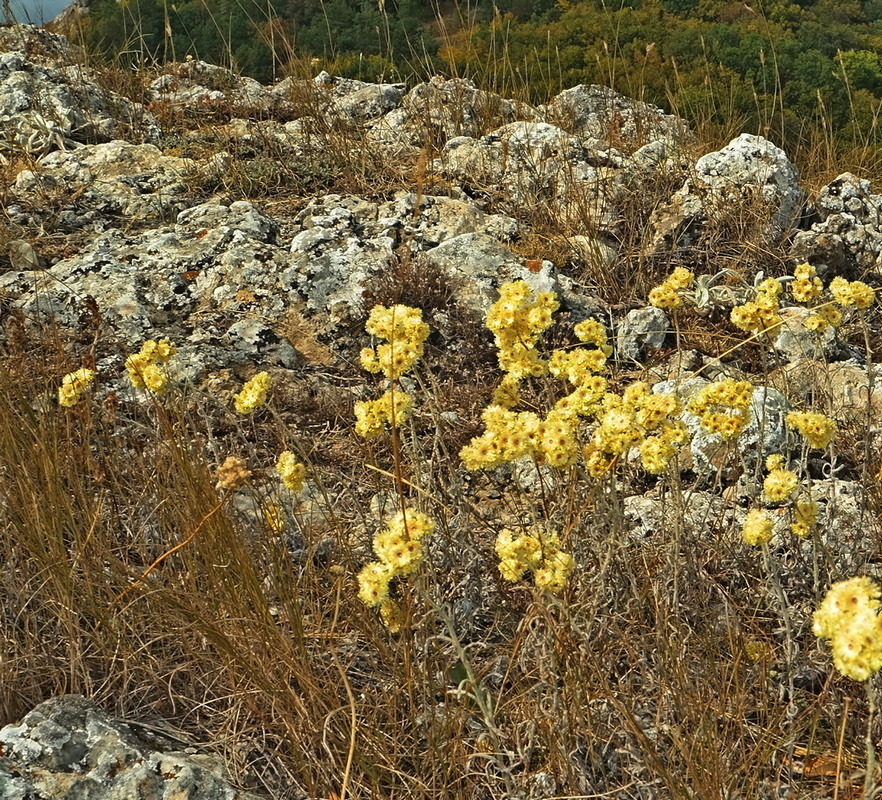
[283,193,525,316]
[0,695,268,800]
[147,58,268,110]
[0,33,158,157]
[616,306,670,361]
[0,201,293,370]
[424,232,560,313]
[433,120,623,224]
[772,306,839,363]
[649,134,803,250]
[284,194,396,313]
[624,489,733,541]
[365,76,536,159]
[13,141,194,226]
[542,84,688,147]
[789,172,882,278]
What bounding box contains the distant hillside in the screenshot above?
[79,0,882,160]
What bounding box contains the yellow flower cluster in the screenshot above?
[688,378,754,440]
[125,339,176,395]
[463,284,688,477]
[357,508,435,632]
[58,368,96,407]
[234,371,271,414]
[814,577,882,681]
[791,498,818,538]
[789,263,824,303]
[354,389,413,437]
[787,410,837,449]
[360,304,430,379]
[277,450,306,493]
[485,281,559,379]
[648,267,695,310]
[585,383,688,476]
[730,278,782,334]
[805,304,842,332]
[763,454,799,503]
[741,508,774,546]
[495,527,574,592]
[829,276,876,309]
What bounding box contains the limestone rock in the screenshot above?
[0,200,300,375]
[0,695,269,800]
[542,84,688,149]
[789,172,882,278]
[424,232,560,314]
[772,306,840,363]
[12,141,195,226]
[616,306,670,361]
[624,489,733,541]
[649,134,803,250]
[434,120,623,224]
[769,359,882,424]
[0,33,158,158]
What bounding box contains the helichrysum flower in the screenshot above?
[495,527,573,592]
[215,455,251,491]
[358,508,435,627]
[126,339,175,395]
[354,389,413,437]
[763,454,799,503]
[277,451,306,493]
[486,281,558,379]
[360,304,430,379]
[791,498,818,538]
[235,371,271,414]
[741,508,774,546]
[357,561,393,607]
[688,378,753,440]
[649,267,694,309]
[805,304,842,332]
[829,276,876,309]
[730,278,782,334]
[380,599,404,633]
[789,263,824,303]
[58,368,95,407]
[814,577,882,681]
[787,410,837,449]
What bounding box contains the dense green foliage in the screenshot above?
[83,0,882,151]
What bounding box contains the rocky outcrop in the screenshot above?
[0,44,158,159]
[648,133,803,251]
[0,695,267,800]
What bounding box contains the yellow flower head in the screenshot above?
[649,267,694,309]
[58,368,96,407]
[791,498,818,538]
[234,371,271,414]
[354,389,413,437]
[362,304,430,379]
[688,379,753,440]
[125,339,175,394]
[787,410,837,449]
[277,450,306,493]
[357,561,393,607]
[741,508,774,546]
[763,456,799,503]
[830,276,876,309]
[814,577,882,681]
